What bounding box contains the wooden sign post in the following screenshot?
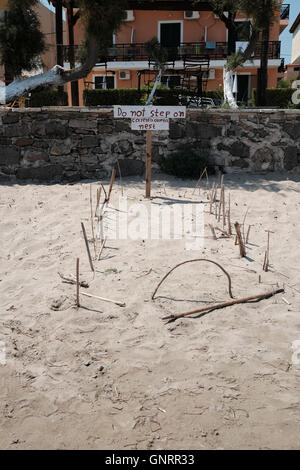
[146,130,152,199]
[114,106,186,198]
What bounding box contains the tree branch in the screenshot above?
[0,34,100,104]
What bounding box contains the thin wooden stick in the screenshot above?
[90,184,96,257]
[234,222,246,257]
[152,259,233,300]
[81,291,126,307]
[107,168,116,203]
[228,193,232,235]
[115,158,124,197]
[222,184,226,228]
[209,224,217,240]
[76,258,80,307]
[263,230,273,272]
[193,167,207,195]
[209,183,216,214]
[81,222,94,272]
[162,288,284,322]
[95,186,102,218]
[246,225,252,244]
[97,237,107,261]
[215,226,231,238]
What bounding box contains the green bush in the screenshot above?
[161,147,211,179]
[83,88,142,106]
[252,88,297,108]
[28,88,68,107]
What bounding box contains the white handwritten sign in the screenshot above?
[114,105,186,131]
[131,117,169,130]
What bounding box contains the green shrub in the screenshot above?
[252,88,297,108]
[28,88,68,107]
[83,88,142,106]
[161,147,211,179]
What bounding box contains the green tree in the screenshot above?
[208,0,280,107]
[0,0,46,78]
[0,0,127,103]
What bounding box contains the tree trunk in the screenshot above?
[257,27,270,107]
[223,69,238,108]
[67,1,79,106]
[55,0,65,105]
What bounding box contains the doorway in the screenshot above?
[159,22,182,60]
[237,75,250,104]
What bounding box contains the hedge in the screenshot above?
[252,88,297,108]
[83,87,223,106]
[83,88,142,106]
[27,88,68,107]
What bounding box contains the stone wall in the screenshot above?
[1,107,300,182]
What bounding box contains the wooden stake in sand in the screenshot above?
[107,168,116,203]
[81,222,95,272]
[81,291,126,307]
[193,167,208,195]
[246,225,253,244]
[263,230,274,272]
[76,258,80,307]
[162,288,284,322]
[209,224,217,240]
[146,130,152,199]
[89,184,96,257]
[227,193,232,235]
[234,222,246,258]
[97,237,107,261]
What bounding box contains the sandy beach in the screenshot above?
[0,172,300,450]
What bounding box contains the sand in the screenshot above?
[0,172,300,450]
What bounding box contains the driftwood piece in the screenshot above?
[162,288,284,322]
[81,291,126,307]
[81,222,95,272]
[58,272,89,288]
[234,222,246,257]
[152,259,233,300]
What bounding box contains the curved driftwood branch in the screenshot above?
[151,259,233,300]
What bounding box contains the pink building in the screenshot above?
[64,1,290,105]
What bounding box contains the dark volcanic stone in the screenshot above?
[116,158,145,177]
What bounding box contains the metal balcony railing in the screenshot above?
[62,41,281,63]
[280,4,290,20]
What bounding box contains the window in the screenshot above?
[94,76,115,89]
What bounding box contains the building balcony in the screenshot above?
[280,4,290,33]
[63,41,281,65]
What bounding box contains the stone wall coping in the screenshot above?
[1,107,300,116]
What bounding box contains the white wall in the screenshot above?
[292,23,300,64]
